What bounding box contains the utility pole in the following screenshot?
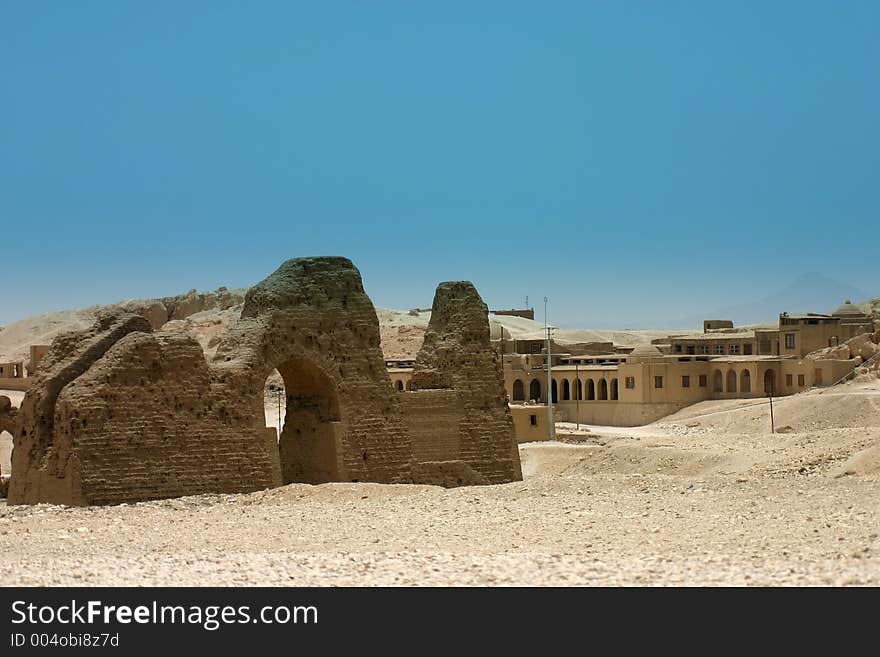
[545,296,553,441]
[277,387,282,436]
[767,377,775,434]
[271,384,285,438]
[575,361,580,431]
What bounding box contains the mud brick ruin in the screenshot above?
[8,256,521,505]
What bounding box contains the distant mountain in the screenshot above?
[679,272,872,327]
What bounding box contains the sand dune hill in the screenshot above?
[0,308,98,363]
[1,299,699,365]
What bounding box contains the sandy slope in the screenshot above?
[1,381,878,586]
[1,302,697,365]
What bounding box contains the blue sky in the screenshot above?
[2,2,877,327]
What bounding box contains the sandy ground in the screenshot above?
[2,382,878,586]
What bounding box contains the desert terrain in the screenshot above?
[1,377,878,586]
[1,293,878,586]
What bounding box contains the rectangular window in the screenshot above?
[654,376,664,389]
[681,375,690,388]
[529,414,537,426]
[760,340,771,353]
[674,344,682,353]
[699,374,707,387]
[625,376,635,389]
[699,345,710,355]
[786,374,793,387]
[797,374,805,386]
[785,333,796,349]
[729,345,740,355]
[715,345,725,354]
[743,344,753,355]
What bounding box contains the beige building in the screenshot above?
[387,301,872,436]
[509,405,555,444]
[29,345,50,373]
[0,361,29,391]
[386,359,416,391]
[670,302,873,358]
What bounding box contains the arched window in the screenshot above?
[598,379,608,400]
[610,378,619,400]
[764,369,775,395]
[530,378,542,402]
[713,370,723,393]
[575,379,583,400]
[741,370,751,393]
[562,379,571,400]
[512,379,525,401]
[551,379,558,403]
[727,370,737,393]
[395,380,404,391]
[587,379,595,400]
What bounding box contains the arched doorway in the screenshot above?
[726,370,737,393]
[562,379,571,401]
[395,380,404,391]
[587,379,595,400]
[764,369,776,395]
[272,357,342,485]
[551,379,558,403]
[529,378,542,402]
[610,378,618,400]
[598,379,608,400]
[512,379,525,401]
[741,369,751,393]
[713,369,723,393]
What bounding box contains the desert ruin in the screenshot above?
[4,257,520,506]
[0,259,878,585]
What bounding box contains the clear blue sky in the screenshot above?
[2,2,877,327]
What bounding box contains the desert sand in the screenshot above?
[2,294,878,585]
[2,379,878,586]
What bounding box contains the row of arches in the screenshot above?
[393,379,415,391]
[712,368,776,394]
[512,377,619,403]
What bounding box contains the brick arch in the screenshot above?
[211,256,412,485]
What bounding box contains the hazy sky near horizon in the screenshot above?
[2,2,877,328]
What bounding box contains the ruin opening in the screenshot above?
[268,357,342,485]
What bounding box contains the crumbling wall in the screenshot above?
[0,395,17,482]
[8,312,154,504]
[8,311,280,505]
[50,330,279,504]
[8,258,521,505]
[211,256,413,485]
[409,281,522,484]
